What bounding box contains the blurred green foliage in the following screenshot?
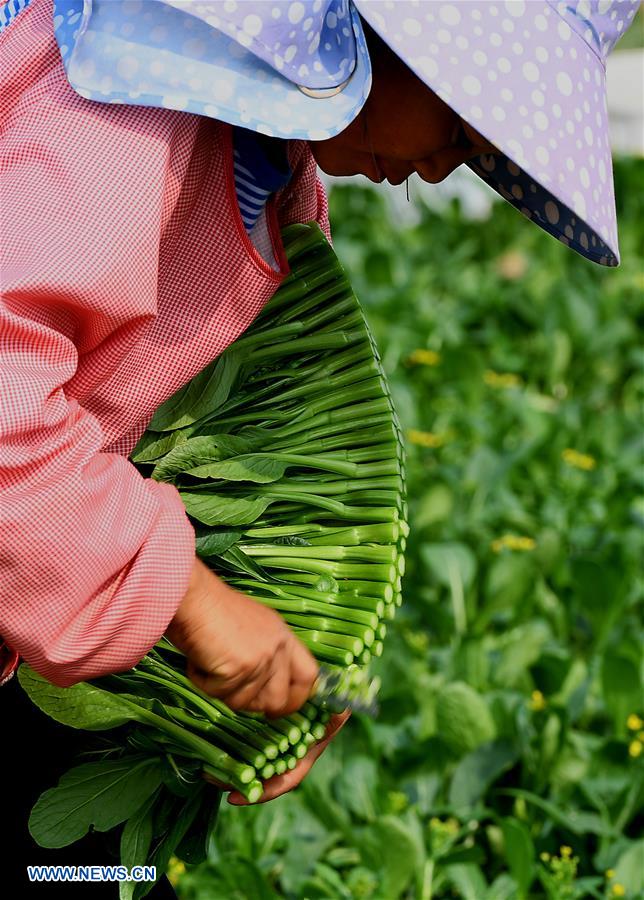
[176,158,644,899]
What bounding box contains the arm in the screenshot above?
[0,295,196,685]
[0,1,199,686]
[0,291,319,710]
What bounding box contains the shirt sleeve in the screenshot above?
[0,296,196,686]
[0,11,197,687]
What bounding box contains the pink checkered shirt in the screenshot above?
[0,0,330,687]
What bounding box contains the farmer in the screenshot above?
[1,0,638,895]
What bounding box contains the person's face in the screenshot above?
[310,31,497,186]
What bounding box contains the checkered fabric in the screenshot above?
[0,0,330,687]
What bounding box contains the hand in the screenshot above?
[205,710,351,804]
[166,557,319,718]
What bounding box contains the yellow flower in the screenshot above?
[491,534,537,553]
[561,448,596,471]
[166,857,186,887]
[408,348,441,366]
[560,846,573,858]
[611,884,626,897]
[484,369,523,389]
[407,429,445,448]
[540,852,551,862]
[626,713,643,731]
[403,628,429,653]
[606,870,616,880]
[387,791,409,814]
[446,817,460,834]
[496,250,528,280]
[628,739,642,759]
[529,690,547,711]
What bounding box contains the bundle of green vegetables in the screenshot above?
[19,223,407,896]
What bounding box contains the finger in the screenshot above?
[323,709,352,738]
[223,641,291,713]
[280,639,318,716]
[186,662,239,698]
[251,654,291,719]
[187,651,266,696]
[219,670,273,712]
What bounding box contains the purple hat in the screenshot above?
[54,0,639,265]
[355,0,640,266]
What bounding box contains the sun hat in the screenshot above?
[354,0,640,266]
[52,0,372,140]
[52,0,640,267]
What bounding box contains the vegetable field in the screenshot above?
[175,157,644,900]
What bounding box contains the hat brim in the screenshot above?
[355,0,619,266]
[55,0,372,142]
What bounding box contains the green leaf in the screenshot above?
[175,789,222,866]
[439,847,486,866]
[303,862,353,899]
[202,856,280,900]
[119,793,159,900]
[570,557,629,645]
[135,788,203,899]
[179,491,271,526]
[500,817,534,898]
[336,755,379,822]
[130,428,192,463]
[492,621,550,688]
[484,554,536,617]
[497,789,618,837]
[148,349,243,431]
[18,666,140,731]
[187,455,288,483]
[218,546,269,580]
[601,652,641,734]
[195,528,241,559]
[413,484,454,530]
[151,434,253,481]
[29,757,165,848]
[485,873,522,900]
[436,682,497,757]
[360,816,421,899]
[421,542,477,590]
[446,863,488,900]
[614,839,644,894]
[280,804,335,898]
[300,763,352,838]
[449,740,518,811]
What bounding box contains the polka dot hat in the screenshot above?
[53,0,373,141]
[356,0,640,266]
[54,0,640,266]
